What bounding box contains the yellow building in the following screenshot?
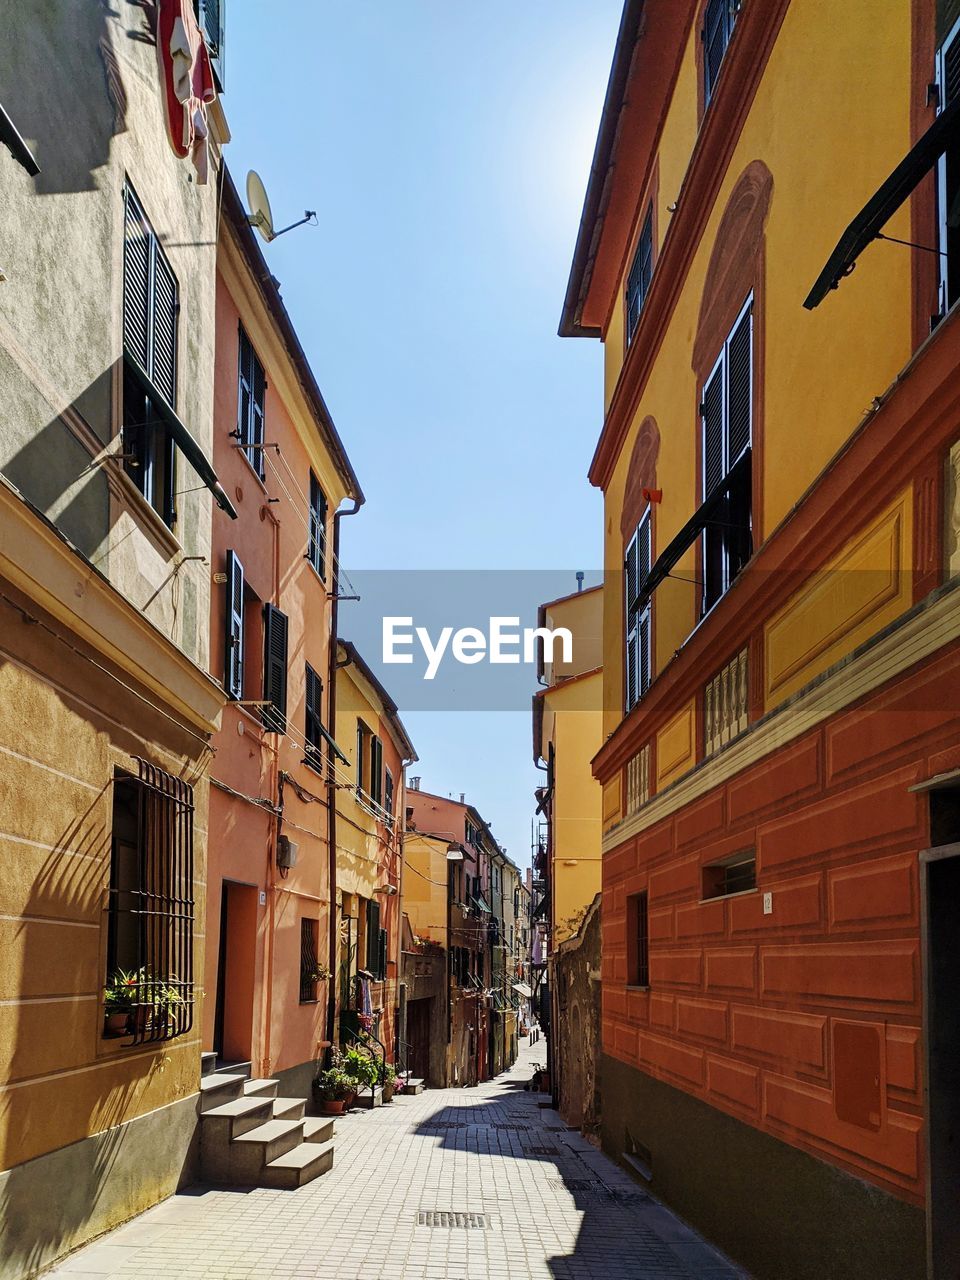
[334,641,416,1063]
[560,1,960,1275]
[0,4,230,1275]
[532,585,603,946]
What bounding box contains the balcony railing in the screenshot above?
[704,647,749,758]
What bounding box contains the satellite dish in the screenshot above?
[246,170,276,242]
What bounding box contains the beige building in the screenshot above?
[0,5,230,1276]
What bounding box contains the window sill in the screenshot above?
[301,756,325,777]
[306,558,328,590]
[700,887,757,904]
[237,444,269,495]
[113,465,182,561]
[624,984,650,992]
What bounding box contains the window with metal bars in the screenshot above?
[262,603,288,733]
[237,326,266,480]
[626,892,649,987]
[701,298,753,615]
[624,509,652,711]
[702,850,757,899]
[299,917,320,1002]
[105,761,195,1044]
[937,18,960,314]
[703,0,740,106]
[122,184,179,526]
[304,663,324,772]
[308,472,327,578]
[626,205,654,344]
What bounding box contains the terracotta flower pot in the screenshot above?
[382,1083,395,1103]
[105,1012,130,1036]
[320,1099,346,1115]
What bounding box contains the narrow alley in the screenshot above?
[42,1041,743,1280]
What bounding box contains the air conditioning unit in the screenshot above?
[277,835,298,869]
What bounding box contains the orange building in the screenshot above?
[562,3,960,1277]
[203,170,363,1107]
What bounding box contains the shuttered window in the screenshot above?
[194,0,225,88]
[369,735,384,806]
[237,326,266,480]
[701,298,753,615]
[122,184,179,525]
[262,603,288,733]
[937,19,960,313]
[224,549,244,699]
[308,472,327,578]
[365,898,381,975]
[703,0,740,106]
[356,721,365,794]
[625,508,652,712]
[625,205,654,345]
[384,767,394,824]
[304,663,323,772]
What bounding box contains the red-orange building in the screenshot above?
[203,170,363,1102]
[562,3,960,1277]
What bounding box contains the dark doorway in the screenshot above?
[922,786,960,1278]
[407,997,432,1082]
[213,881,257,1063]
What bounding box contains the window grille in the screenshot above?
[703,850,757,899]
[627,892,649,987]
[107,760,195,1045]
[704,648,749,757]
[625,744,650,816]
[300,917,319,1003]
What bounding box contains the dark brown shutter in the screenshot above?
[123,188,150,372]
[702,362,724,497]
[262,604,288,733]
[152,250,178,408]
[366,899,381,972]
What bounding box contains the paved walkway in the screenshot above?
[45,1039,745,1280]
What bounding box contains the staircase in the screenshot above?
[199,1052,335,1189]
[399,1072,425,1096]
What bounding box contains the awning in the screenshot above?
[512,981,533,998]
[631,449,751,615]
[804,93,960,309]
[532,895,548,921]
[124,350,238,519]
[0,102,40,176]
[472,894,491,914]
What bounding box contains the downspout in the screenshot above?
[261,500,282,1077]
[325,497,362,1052]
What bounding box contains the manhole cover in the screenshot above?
[417,1211,490,1229]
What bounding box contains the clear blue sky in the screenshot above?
[226,2,622,865]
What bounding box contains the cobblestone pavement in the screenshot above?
[44,1039,746,1280]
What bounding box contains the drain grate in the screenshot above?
[417,1211,490,1229]
[527,1145,560,1155]
[492,1121,530,1131]
[547,1177,648,1202]
[421,1120,466,1129]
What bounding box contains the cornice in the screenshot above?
[588,0,791,491]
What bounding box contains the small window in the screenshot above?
[626,892,649,987]
[703,0,740,106]
[304,663,323,772]
[224,549,244,700]
[106,763,195,1044]
[626,205,653,345]
[701,298,753,615]
[625,509,652,711]
[365,897,382,977]
[122,184,179,526]
[237,326,266,480]
[356,720,367,795]
[262,603,289,733]
[384,767,395,824]
[308,472,327,579]
[369,734,384,806]
[936,19,960,314]
[299,917,321,1003]
[702,850,756,899]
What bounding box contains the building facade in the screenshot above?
[562,2,960,1277]
[202,170,363,1103]
[0,3,230,1275]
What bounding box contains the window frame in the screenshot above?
[625,203,654,346]
[936,15,960,316]
[699,294,754,618]
[261,603,289,734]
[299,917,321,1003]
[237,325,266,481]
[702,849,757,900]
[624,506,653,712]
[626,891,649,988]
[308,471,327,579]
[703,0,740,107]
[304,662,324,773]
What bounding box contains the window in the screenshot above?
[299,917,320,1003]
[308,472,327,578]
[703,0,740,106]
[626,892,649,987]
[122,184,179,526]
[384,767,395,822]
[356,720,366,794]
[365,898,385,979]
[937,18,960,314]
[224,549,244,700]
[237,326,266,480]
[369,734,384,806]
[262,603,288,733]
[702,850,756,899]
[194,0,225,89]
[304,663,323,772]
[701,298,753,615]
[626,205,653,344]
[106,762,195,1044]
[625,508,652,711]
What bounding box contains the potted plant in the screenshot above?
[152,980,185,1032]
[381,1062,399,1102]
[312,1067,350,1114]
[103,969,139,1036]
[342,1047,378,1092]
[308,963,330,983]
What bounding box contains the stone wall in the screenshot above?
[554,893,601,1134]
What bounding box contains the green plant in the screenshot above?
[313,1067,350,1101]
[307,963,330,982]
[382,1062,398,1086]
[342,1047,377,1088]
[103,968,142,1014]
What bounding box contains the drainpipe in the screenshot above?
[325,497,363,1052]
[261,499,282,1077]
